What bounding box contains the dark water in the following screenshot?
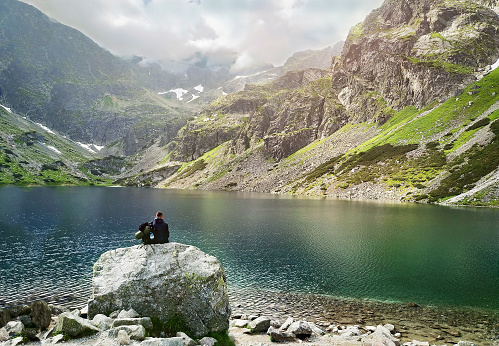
[1,186,498,312]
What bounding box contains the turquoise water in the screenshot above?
[0,186,498,311]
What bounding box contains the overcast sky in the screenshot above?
[21,0,383,72]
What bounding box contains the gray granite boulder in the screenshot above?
[87,243,230,338]
[4,321,23,336]
[249,316,271,333]
[29,300,51,329]
[112,317,153,330]
[54,312,100,337]
[142,337,183,346]
[176,332,197,346]
[287,321,312,338]
[267,326,297,342]
[108,325,146,341]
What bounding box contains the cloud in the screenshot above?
[21,0,383,72]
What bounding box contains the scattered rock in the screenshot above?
[176,331,197,346]
[18,315,32,327]
[232,319,249,328]
[0,309,10,328]
[117,308,140,319]
[307,322,324,336]
[8,305,30,318]
[48,305,69,316]
[54,311,100,338]
[287,321,313,339]
[112,317,153,330]
[199,336,217,346]
[108,325,146,341]
[51,333,65,344]
[117,329,131,345]
[267,326,297,342]
[92,314,114,330]
[5,321,23,336]
[29,300,52,329]
[142,337,183,346]
[279,317,294,330]
[249,316,271,333]
[0,327,9,341]
[384,323,396,333]
[362,325,400,346]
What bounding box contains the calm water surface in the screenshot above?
[0,186,498,311]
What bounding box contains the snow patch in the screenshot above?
[76,142,104,154]
[194,84,204,93]
[187,94,200,103]
[0,104,12,113]
[492,57,499,70]
[159,88,189,101]
[36,123,55,134]
[222,91,228,96]
[46,145,62,155]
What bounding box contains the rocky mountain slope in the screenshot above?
[128,0,499,207]
[0,105,116,185]
[0,0,201,157]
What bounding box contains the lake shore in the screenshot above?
[3,287,497,345]
[228,287,499,345]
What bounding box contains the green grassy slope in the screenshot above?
[0,107,115,186]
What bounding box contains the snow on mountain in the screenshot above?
[36,122,56,134]
[46,145,62,155]
[187,94,200,103]
[194,84,204,93]
[0,104,12,113]
[76,142,104,153]
[158,88,189,101]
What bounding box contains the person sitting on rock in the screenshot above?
[151,211,169,244]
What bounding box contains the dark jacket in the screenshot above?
[152,217,169,244]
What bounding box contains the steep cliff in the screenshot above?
[331,0,499,122]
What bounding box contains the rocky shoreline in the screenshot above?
[1,288,497,345]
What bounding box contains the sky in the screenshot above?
[21,0,384,72]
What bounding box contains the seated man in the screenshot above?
[151,211,169,244]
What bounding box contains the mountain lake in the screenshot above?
[1,186,498,315]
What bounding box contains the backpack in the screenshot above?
[136,221,155,244]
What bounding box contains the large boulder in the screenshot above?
[87,243,231,338]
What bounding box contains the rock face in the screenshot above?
[87,243,231,338]
[331,0,499,120]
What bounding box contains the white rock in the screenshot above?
[199,336,217,346]
[92,313,114,330]
[280,317,294,330]
[142,337,183,346]
[5,321,23,336]
[176,332,197,346]
[108,325,146,341]
[0,327,9,342]
[117,329,131,345]
[233,319,249,328]
[118,308,140,319]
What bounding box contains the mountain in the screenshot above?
[127,0,499,207]
[0,0,197,157]
[0,104,118,185]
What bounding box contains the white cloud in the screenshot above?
[21,0,384,72]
